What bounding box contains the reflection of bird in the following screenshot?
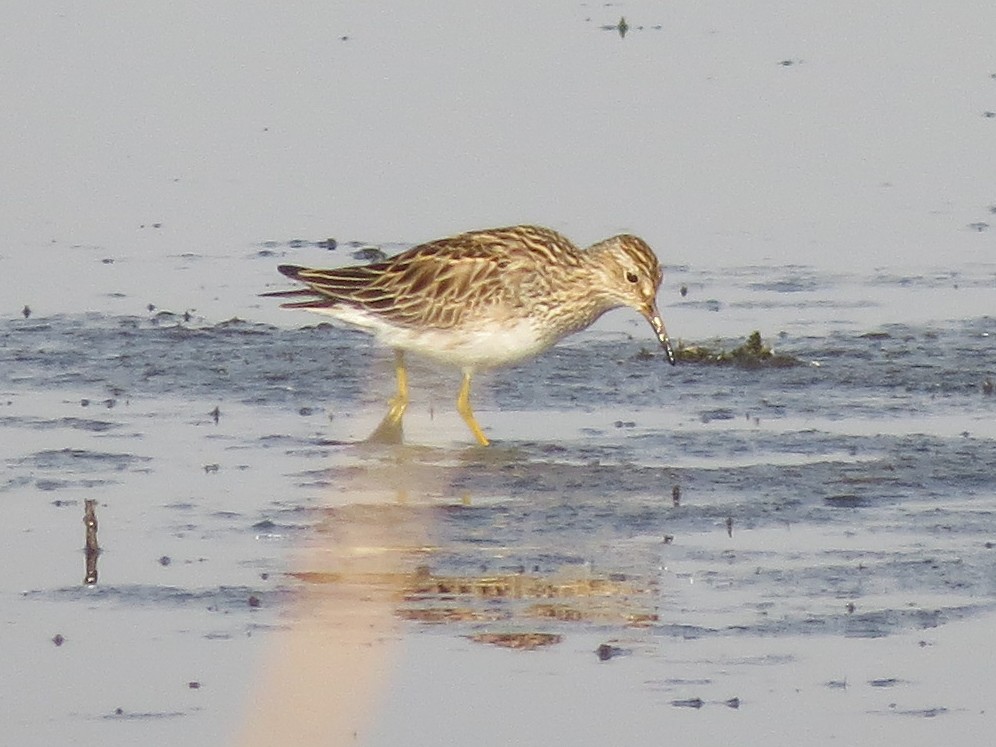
[264,224,675,445]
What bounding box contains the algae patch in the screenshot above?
[673,331,800,367]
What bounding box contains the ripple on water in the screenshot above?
[15,447,150,471]
[1,298,994,642]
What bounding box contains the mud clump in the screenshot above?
[675,331,800,368]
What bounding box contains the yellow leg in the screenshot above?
[456,370,490,446]
[366,350,409,444]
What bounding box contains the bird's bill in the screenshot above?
[645,305,676,365]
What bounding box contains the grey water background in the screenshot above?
[3,1,996,744]
[5,261,994,635]
[3,249,995,746]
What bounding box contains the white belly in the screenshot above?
[309,307,552,370]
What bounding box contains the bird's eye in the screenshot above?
[625,271,639,284]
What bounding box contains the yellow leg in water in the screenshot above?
[456,370,490,446]
[366,350,409,444]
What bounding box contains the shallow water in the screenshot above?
[2,253,994,744]
[5,0,996,741]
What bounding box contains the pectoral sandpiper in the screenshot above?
[264,224,675,445]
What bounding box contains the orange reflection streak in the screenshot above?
[237,445,663,744]
[239,485,432,746]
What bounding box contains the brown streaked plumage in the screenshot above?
[263,224,675,446]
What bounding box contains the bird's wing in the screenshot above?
[267,233,518,328]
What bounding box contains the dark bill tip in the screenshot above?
[648,312,677,365]
[662,336,676,366]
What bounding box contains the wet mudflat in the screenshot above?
[2,254,993,745]
[5,0,996,742]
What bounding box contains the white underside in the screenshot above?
[309,307,552,371]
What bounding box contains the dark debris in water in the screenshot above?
[598,16,663,38]
[824,493,876,508]
[671,697,704,709]
[106,708,186,721]
[595,643,628,661]
[351,246,388,263]
[868,677,905,688]
[675,331,802,367]
[257,237,339,254]
[468,632,562,650]
[889,707,949,718]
